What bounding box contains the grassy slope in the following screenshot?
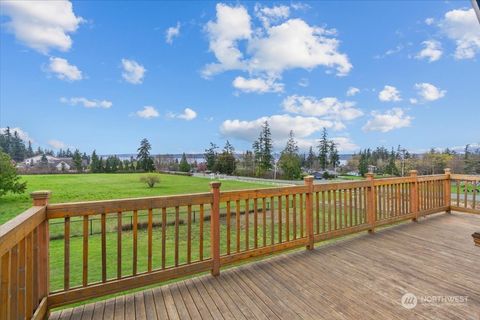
[0,173,271,224]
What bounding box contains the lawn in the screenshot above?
[0,173,273,225]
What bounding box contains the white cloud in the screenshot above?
[220,114,339,146]
[416,40,443,62]
[47,57,82,81]
[362,108,412,132]
[121,59,146,84]
[254,4,290,28]
[298,78,309,87]
[414,82,446,101]
[48,139,66,149]
[232,76,283,93]
[0,0,84,54]
[425,17,435,25]
[167,108,197,121]
[331,137,359,152]
[439,8,480,59]
[346,87,360,96]
[282,95,363,121]
[0,127,34,142]
[165,22,181,44]
[60,97,112,109]
[378,85,401,102]
[409,98,418,104]
[203,4,352,80]
[136,106,159,119]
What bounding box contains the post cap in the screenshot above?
[444,168,451,174]
[210,181,221,188]
[303,175,314,182]
[365,173,374,179]
[409,170,418,176]
[30,190,51,200]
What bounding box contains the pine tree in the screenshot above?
[217,141,236,175]
[260,121,273,172]
[279,131,302,180]
[329,141,340,170]
[318,128,329,170]
[179,153,191,172]
[90,150,101,173]
[358,151,369,176]
[0,151,27,197]
[306,147,316,169]
[73,149,83,173]
[137,138,155,172]
[204,143,218,171]
[26,141,34,158]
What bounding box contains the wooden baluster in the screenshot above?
[161,208,166,269]
[0,251,10,319]
[300,193,304,237]
[304,176,314,250]
[10,244,18,319]
[245,199,249,250]
[396,184,401,216]
[473,180,477,210]
[133,210,138,275]
[366,173,376,233]
[25,233,33,318]
[226,202,231,255]
[174,207,180,267]
[285,195,290,242]
[349,189,353,227]
[32,228,38,307]
[235,200,240,252]
[410,171,419,221]
[278,196,282,244]
[18,238,26,319]
[210,182,221,276]
[262,198,266,247]
[83,216,89,286]
[117,212,122,279]
[316,192,320,234]
[322,191,326,232]
[64,216,71,290]
[101,212,107,282]
[464,180,469,208]
[187,205,192,264]
[200,204,204,260]
[270,197,275,245]
[148,208,153,271]
[254,199,258,249]
[293,194,297,239]
[378,186,382,221]
[456,180,460,207]
[333,189,337,231]
[328,190,332,231]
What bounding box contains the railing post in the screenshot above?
[366,173,376,233]
[210,182,221,276]
[304,176,314,250]
[409,170,419,221]
[444,168,451,213]
[30,191,51,305]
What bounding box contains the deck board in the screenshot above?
[50,212,480,320]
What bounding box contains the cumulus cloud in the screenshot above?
[416,40,443,62]
[48,139,66,149]
[414,82,446,101]
[166,22,181,44]
[363,108,412,132]
[346,87,360,96]
[136,106,159,119]
[0,127,34,142]
[168,108,197,121]
[378,85,401,102]
[0,0,84,53]
[282,95,363,121]
[220,114,340,145]
[232,76,284,93]
[47,57,82,81]
[203,3,352,82]
[121,59,146,84]
[439,8,480,60]
[425,17,435,25]
[60,97,112,109]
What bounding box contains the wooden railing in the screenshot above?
[0,170,479,319]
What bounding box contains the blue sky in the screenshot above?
[0,1,479,155]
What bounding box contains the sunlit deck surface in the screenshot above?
[50,212,480,320]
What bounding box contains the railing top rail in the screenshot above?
[450,174,480,181]
[0,205,46,256]
[47,191,213,219]
[417,174,448,182]
[313,180,371,191]
[219,185,308,202]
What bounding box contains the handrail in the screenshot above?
[1,170,479,319]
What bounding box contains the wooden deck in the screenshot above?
[50,212,480,320]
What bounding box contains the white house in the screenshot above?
[23,155,59,165]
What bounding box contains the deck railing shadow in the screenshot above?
[1,168,479,319]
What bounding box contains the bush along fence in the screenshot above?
[0,169,479,319]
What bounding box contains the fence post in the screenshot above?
[210,182,221,276]
[304,176,314,250]
[409,170,419,221]
[366,174,376,233]
[30,191,51,305]
[444,168,451,213]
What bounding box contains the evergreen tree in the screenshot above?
[90,150,101,173]
[137,138,155,172]
[26,141,34,158]
[204,142,218,171]
[0,151,27,197]
[358,151,369,176]
[259,121,273,172]
[179,153,191,172]
[73,149,83,173]
[329,141,340,170]
[306,146,316,169]
[318,128,329,170]
[217,141,236,175]
[385,149,399,176]
[279,131,302,180]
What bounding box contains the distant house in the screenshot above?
[21,155,74,172]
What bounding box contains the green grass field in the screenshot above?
[0,173,272,225]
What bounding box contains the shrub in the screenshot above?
[140,174,160,188]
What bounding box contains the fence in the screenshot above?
[0,169,479,319]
